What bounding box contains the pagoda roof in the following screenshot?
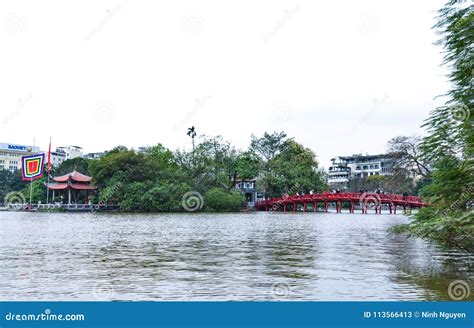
[47,183,98,190]
[53,170,92,183]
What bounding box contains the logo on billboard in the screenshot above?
[7,144,29,151]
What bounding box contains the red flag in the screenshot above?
[47,137,51,173]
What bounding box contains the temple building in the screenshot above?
[46,170,98,204]
[234,179,264,209]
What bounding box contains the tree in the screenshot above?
[348,170,416,194]
[250,131,288,161]
[204,187,245,212]
[269,140,326,196]
[395,1,474,250]
[387,136,432,177]
[89,147,152,205]
[54,157,91,176]
[0,170,26,204]
[235,151,261,181]
[187,126,197,153]
[250,131,289,195]
[420,1,473,160]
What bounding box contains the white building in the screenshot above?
[56,145,83,160]
[0,142,41,171]
[328,154,397,189]
[84,152,106,159]
[47,150,67,167]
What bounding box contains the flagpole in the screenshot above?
[29,175,33,206]
[29,137,35,207]
[46,136,51,205]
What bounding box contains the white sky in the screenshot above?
[0,0,449,168]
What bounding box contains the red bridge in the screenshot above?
[255,192,428,214]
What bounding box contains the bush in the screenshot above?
[204,188,245,212]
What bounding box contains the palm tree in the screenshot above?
[187,126,197,153]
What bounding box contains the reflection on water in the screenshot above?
[0,211,472,300]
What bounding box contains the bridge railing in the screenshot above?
[255,192,425,207]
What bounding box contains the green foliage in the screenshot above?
[348,169,416,194]
[87,139,244,212]
[89,147,151,187]
[0,170,26,203]
[235,151,260,180]
[387,135,432,177]
[250,131,288,161]
[420,2,473,159]
[140,183,191,212]
[395,1,474,250]
[251,133,327,197]
[396,207,474,251]
[1,131,328,212]
[204,188,245,212]
[55,157,90,176]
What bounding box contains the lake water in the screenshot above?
[0,211,472,301]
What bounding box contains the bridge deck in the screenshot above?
[255,192,428,214]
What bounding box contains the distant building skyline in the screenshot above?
[328,154,398,190]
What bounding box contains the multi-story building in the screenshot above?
[56,145,83,160]
[84,152,106,159]
[327,157,351,190]
[328,154,397,189]
[0,142,41,171]
[137,146,150,154]
[47,150,67,167]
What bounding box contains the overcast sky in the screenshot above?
[0,0,449,168]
